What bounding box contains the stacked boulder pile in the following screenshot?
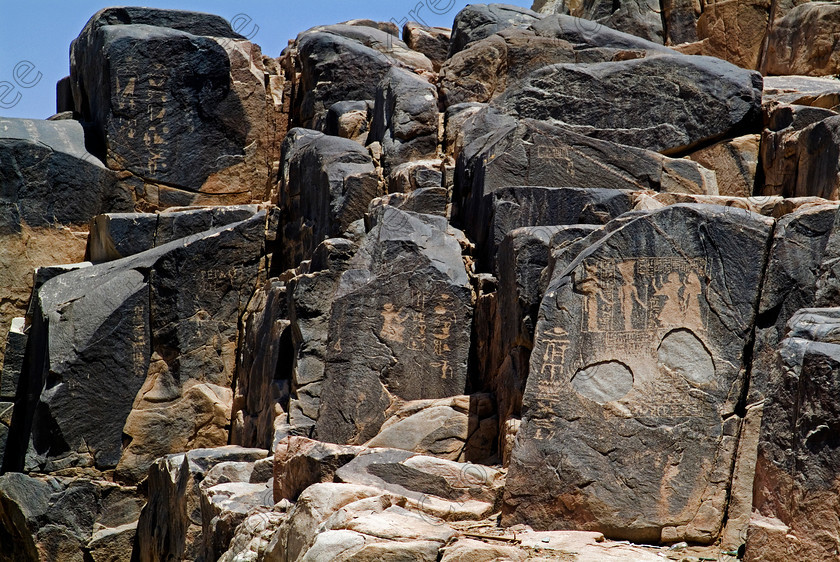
[3,2,840,560]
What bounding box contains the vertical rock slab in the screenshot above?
[2,214,265,481]
[134,447,267,562]
[368,67,439,176]
[763,2,840,76]
[230,280,293,450]
[695,0,771,70]
[315,206,474,444]
[0,118,128,360]
[286,239,359,435]
[0,318,26,402]
[490,225,599,450]
[760,106,840,200]
[745,309,840,561]
[753,204,836,401]
[503,204,774,544]
[276,129,381,272]
[289,24,433,130]
[70,7,274,207]
[118,214,266,482]
[662,0,699,45]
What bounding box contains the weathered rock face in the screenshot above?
[0,118,129,362]
[86,205,261,263]
[325,100,371,144]
[285,238,359,435]
[364,394,497,462]
[315,206,474,444]
[13,4,840,559]
[368,67,439,176]
[273,436,365,502]
[760,106,840,200]
[533,0,664,43]
[764,2,840,76]
[70,8,276,208]
[335,448,505,512]
[661,0,700,45]
[440,17,673,107]
[276,129,381,272]
[2,214,265,481]
[487,225,599,450]
[483,186,635,270]
[495,54,762,154]
[199,458,274,562]
[385,161,444,197]
[454,113,719,264]
[504,204,774,543]
[752,204,837,402]
[694,0,771,71]
[402,22,450,72]
[763,75,840,108]
[0,472,142,562]
[448,3,542,56]
[746,309,840,561]
[288,24,433,130]
[230,280,292,450]
[135,447,267,562]
[686,134,760,198]
[0,319,25,404]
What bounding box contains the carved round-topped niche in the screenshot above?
[657,328,715,385]
[572,360,634,405]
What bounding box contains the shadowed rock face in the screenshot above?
[70,8,274,208]
[276,128,381,272]
[315,206,473,444]
[504,204,774,544]
[2,214,265,481]
[0,118,130,364]
[0,472,143,562]
[746,309,840,561]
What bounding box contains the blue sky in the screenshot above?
[0,0,533,119]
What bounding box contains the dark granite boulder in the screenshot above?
[315,206,473,444]
[504,204,774,544]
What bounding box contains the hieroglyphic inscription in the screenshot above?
[379,291,458,379]
[535,327,570,394]
[534,256,710,399]
[535,143,576,177]
[577,257,708,354]
[115,65,170,175]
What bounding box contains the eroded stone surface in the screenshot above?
[746,309,840,561]
[504,204,774,543]
[70,8,275,207]
[315,206,473,444]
